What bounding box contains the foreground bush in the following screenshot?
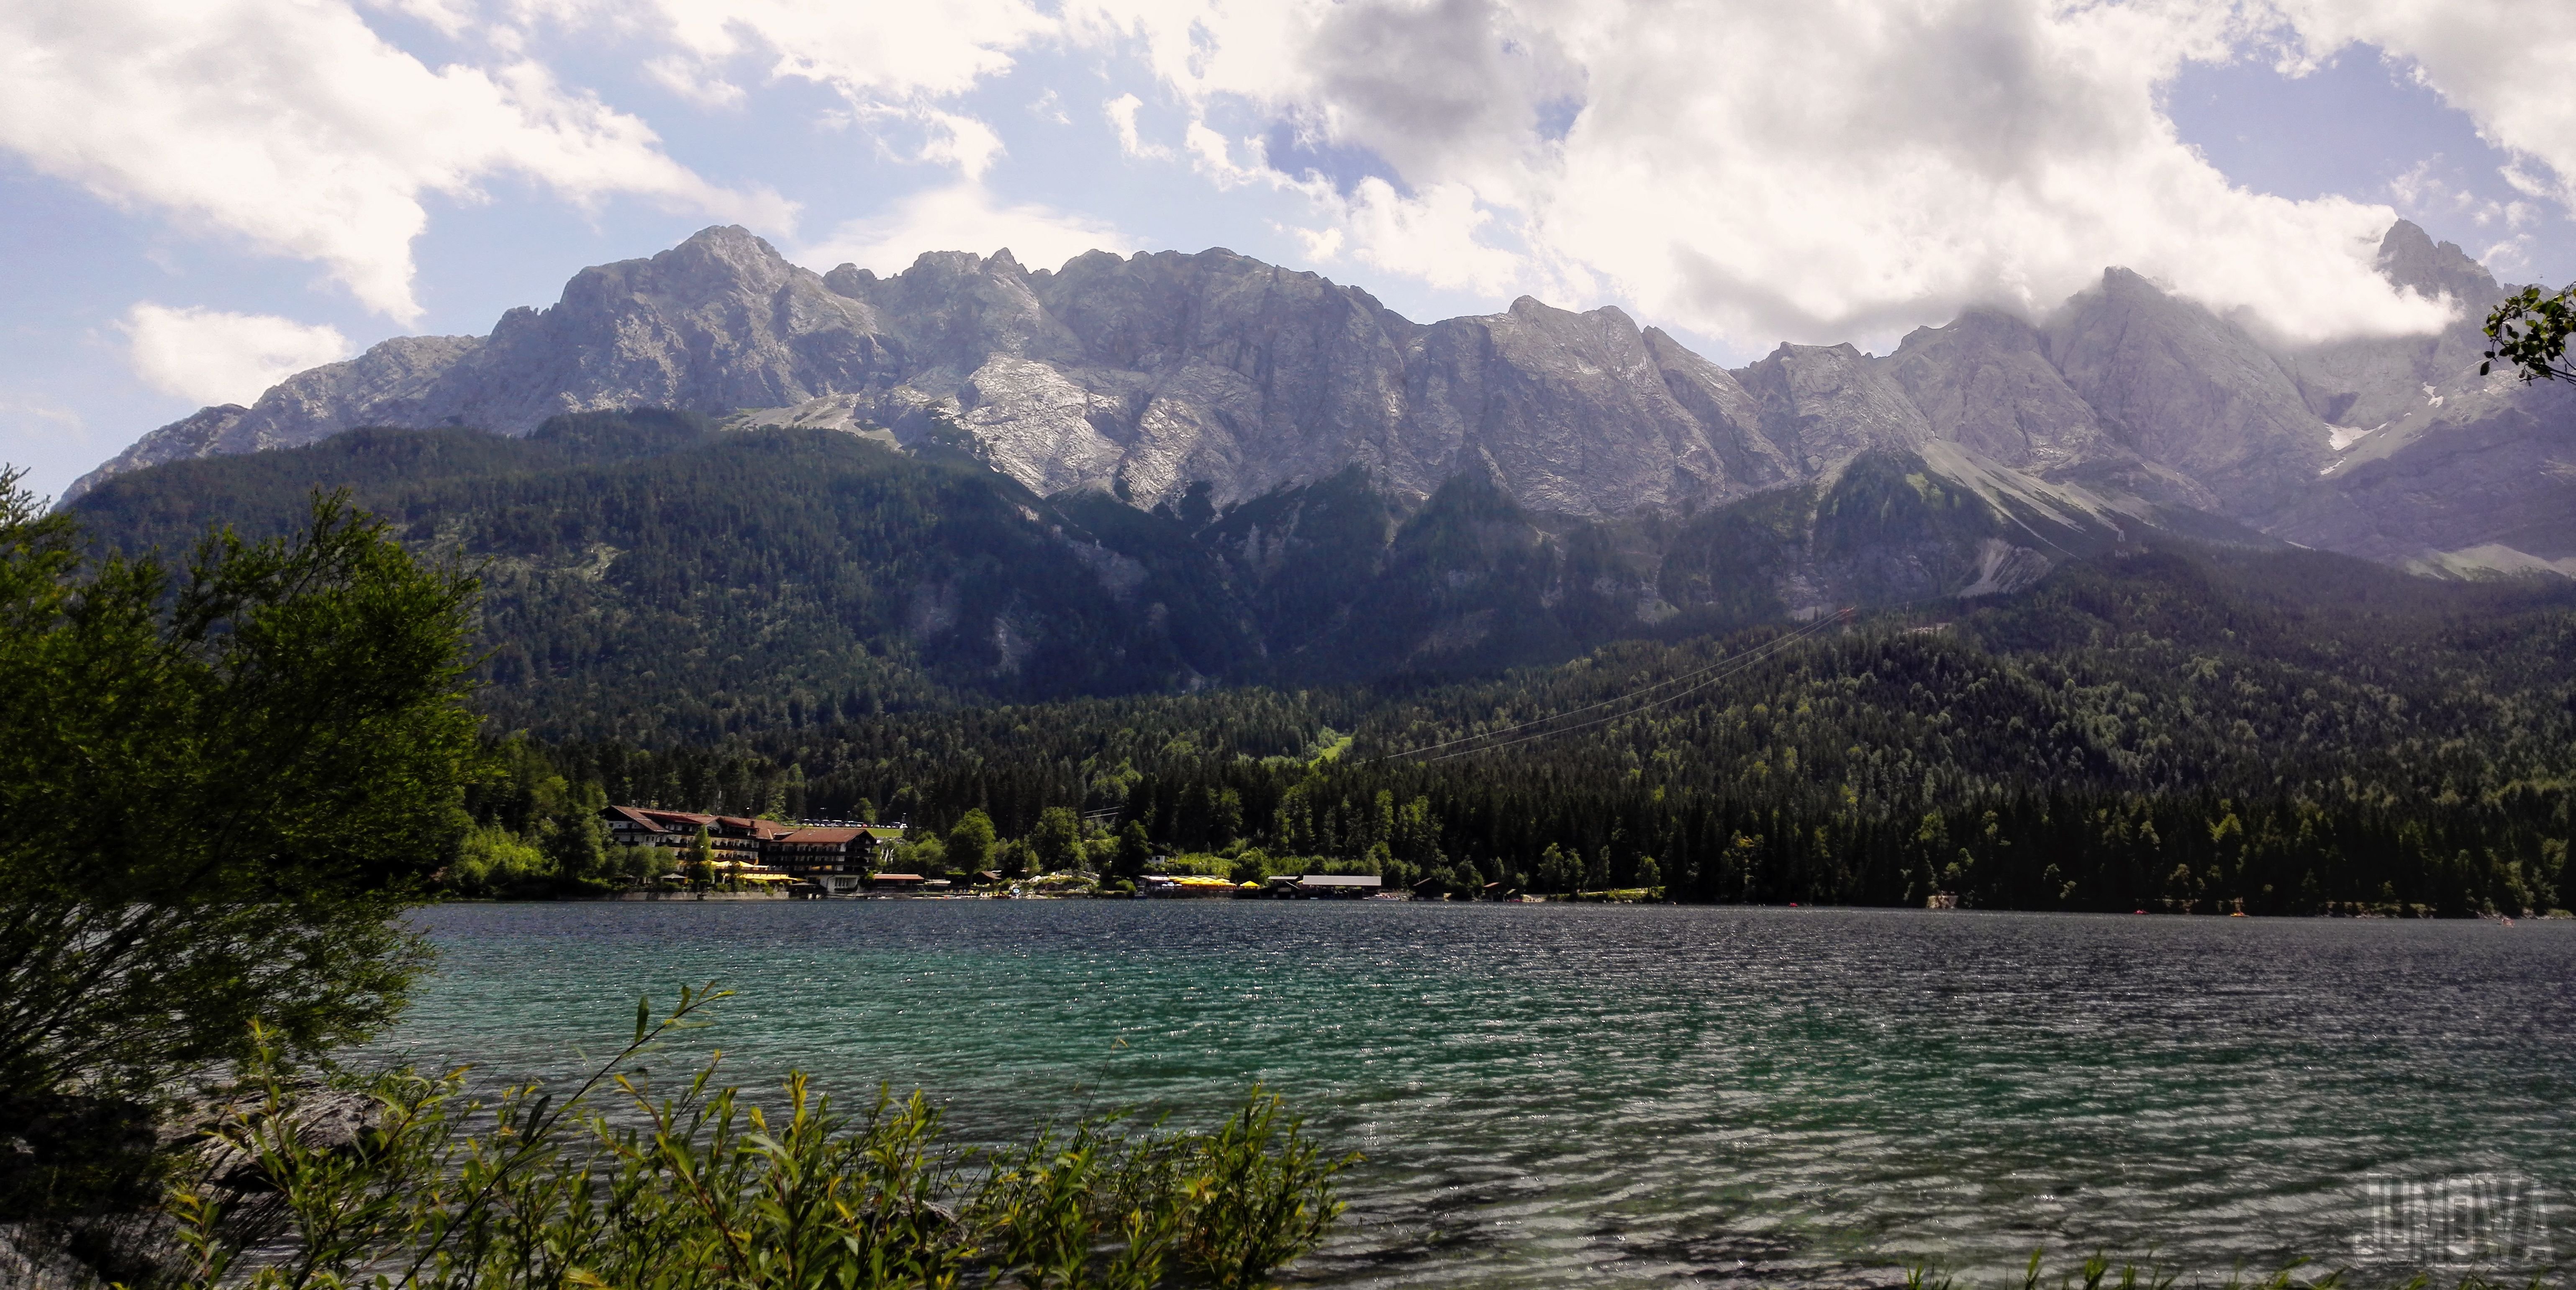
[170,987,1354,1290]
[0,473,480,1131]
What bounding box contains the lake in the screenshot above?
[385,902,2576,1287]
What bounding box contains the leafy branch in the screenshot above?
[2482,284,2576,383]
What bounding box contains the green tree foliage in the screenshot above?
[1113,822,1155,882]
[172,989,1353,1290]
[890,833,947,876]
[1029,805,1086,873]
[485,540,2576,916]
[947,808,999,873]
[449,737,621,896]
[446,824,550,897]
[687,824,717,888]
[66,416,1809,743]
[69,415,1266,742]
[1537,844,1581,894]
[539,782,611,889]
[64,406,2576,918]
[616,838,675,887]
[2484,283,2576,383]
[0,470,482,1144]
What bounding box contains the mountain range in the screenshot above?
[40,225,2575,918]
[67,221,2576,583]
[50,220,2576,739]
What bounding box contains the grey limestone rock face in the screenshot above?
[77,227,1818,519]
[65,335,479,501]
[1405,297,1754,515]
[2258,222,2576,569]
[1643,326,1798,494]
[2271,378,2576,566]
[1732,341,1932,474]
[2044,268,2333,519]
[427,226,889,433]
[2281,319,2492,439]
[64,226,879,499]
[69,221,2576,581]
[1024,247,1423,507]
[67,403,248,501]
[2278,224,2504,438]
[2376,218,2502,308]
[1877,308,2117,473]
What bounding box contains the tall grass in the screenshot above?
[167,986,1353,1290]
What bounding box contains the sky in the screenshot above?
[5,0,2574,502]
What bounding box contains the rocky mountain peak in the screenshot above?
[1734,342,1932,475]
[2046,266,2331,517]
[2376,219,2501,307]
[675,222,791,269]
[1879,308,2114,473]
[64,222,2573,581]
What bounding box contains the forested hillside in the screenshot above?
[61,411,2576,915]
[74,412,1262,736]
[71,411,2144,739]
[477,543,2576,917]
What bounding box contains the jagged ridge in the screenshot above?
[66,222,2576,577]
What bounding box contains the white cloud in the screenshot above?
[2269,0,2576,215]
[1291,224,1344,262]
[644,54,748,108]
[2480,237,2534,275]
[2389,156,2539,240]
[618,0,1051,186]
[488,0,2527,344]
[1059,0,2464,346]
[796,182,1131,275]
[639,0,1053,102]
[38,0,2555,356]
[0,0,789,324]
[121,304,355,407]
[0,398,88,445]
[915,109,1006,180]
[1106,94,1170,160]
[1183,123,1265,188]
[1333,178,1532,299]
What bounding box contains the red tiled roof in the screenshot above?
[603,804,662,831]
[775,827,867,844]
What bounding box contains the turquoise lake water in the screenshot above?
[386,902,2576,1287]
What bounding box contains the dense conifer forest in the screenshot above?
[464,543,2576,917]
[66,413,2576,916]
[71,409,2093,740]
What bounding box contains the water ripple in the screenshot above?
[384,903,2576,1287]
